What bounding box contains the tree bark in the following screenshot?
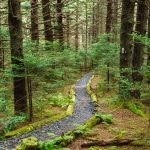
[66,12,70,48]
[119,0,135,100]
[8,0,28,115]
[0,37,4,70]
[147,9,150,83]
[56,0,64,50]
[30,0,39,43]
[132,0,148,99]
[42,0,53,42]
[106,0,112,91]
[75,0,79,51]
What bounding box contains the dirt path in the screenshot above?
[0,73,95,150]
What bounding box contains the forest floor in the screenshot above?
[68,76,150,150]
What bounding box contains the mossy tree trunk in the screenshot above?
[42,0,53,42]
[8,0,28,115]
[119,0,135,100]
[132,0,148,99]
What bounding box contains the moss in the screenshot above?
[5,112,67,138]
[123,101,145,117]
[66,85,75,115]
[16,137,39,150]
[110,99,145,117]
[86,75,98,103]
[39,115,102,148]
[66,105,74,115]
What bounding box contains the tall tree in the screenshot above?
[0,36,4,70]
[148,9,150,83]
[132,0,148,99]
[42,0,53,42]
[56,0,64,50]
[66,12,70,48]
[30,0,39,43]
[119,0,135,100]
[75,0,79,51]
[106,0,112,91]
[0,10,4,70]
[8,0,28,114]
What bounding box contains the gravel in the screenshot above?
[0,73,95,150]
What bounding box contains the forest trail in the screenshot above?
[0,73,96,150]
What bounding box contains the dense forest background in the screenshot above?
[0,0,150,148]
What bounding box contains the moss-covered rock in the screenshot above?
[16,137,39,150]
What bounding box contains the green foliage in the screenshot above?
[88,34,119,68]
[132,32,150,47]
[123,101,145,117]
[95,113,113,124]
[73,125,90,136]
[0,114,27,134]
[39,135,73,150]
[110,99,145,117]
[48,93,73,108]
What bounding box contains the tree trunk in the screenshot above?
[0,37,4,70]
[31,0,39,44]
[42,0,53,42]
[84,0,88,72]
[8,0,28,115]
[132,0,148,99]
[106,0,112,91]
[56,0,64,50]
[119,0,135,100]
[112,0,118,42]
[66,12,70,48]
[0,12,4,70]
[148,9,150,84]
[75,0,79,51]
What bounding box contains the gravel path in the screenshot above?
[0,73,95,150]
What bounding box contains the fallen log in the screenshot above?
[81,138,144,148]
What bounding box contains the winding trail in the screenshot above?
[0,73,95,150]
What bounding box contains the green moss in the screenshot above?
[123,101,145,117]
[16,137,39,150]
[66,85,75,115]
[5,112,67,138]
[39,115,102,148]
[66,105,74,115]
[110,99,145,117]
[86,75,98,103]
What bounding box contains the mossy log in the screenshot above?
[86,75,98,103]
[81,138,150,148]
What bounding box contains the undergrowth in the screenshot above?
[109,99,145,117]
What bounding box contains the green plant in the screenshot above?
[0,114,27,134]
[95,113,113,124]
[39,135,74,150]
